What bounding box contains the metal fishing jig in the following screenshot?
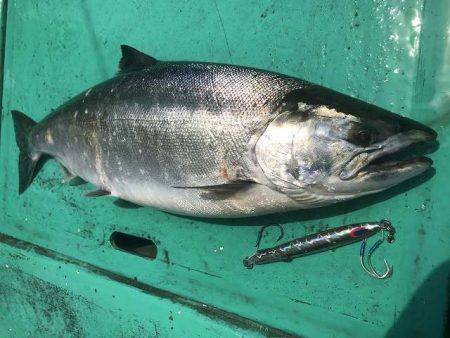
[243,219,395,279]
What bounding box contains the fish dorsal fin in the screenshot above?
[118,45,158,74]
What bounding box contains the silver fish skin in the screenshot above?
[12,45,436,217]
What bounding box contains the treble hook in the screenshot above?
[255,224,285,250]
[359,220,395,279]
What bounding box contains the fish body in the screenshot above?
[12,46,436,217]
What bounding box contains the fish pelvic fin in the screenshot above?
[11,110,42,194]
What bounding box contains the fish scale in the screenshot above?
[34,60,300,210]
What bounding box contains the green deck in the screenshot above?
[0,1,449,337]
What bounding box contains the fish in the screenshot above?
[11,45,437,218]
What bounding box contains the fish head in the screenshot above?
[255,87,437,206]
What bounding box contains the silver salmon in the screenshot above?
[12,45,436,217]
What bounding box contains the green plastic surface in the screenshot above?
[0,1,449,337]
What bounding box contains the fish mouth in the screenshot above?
[340,129,437,181]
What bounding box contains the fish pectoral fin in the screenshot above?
[113,198,143,209]
[85,189,111,197]
[173,181,255,200]
[118,45,158,74]
[173,180,255,192]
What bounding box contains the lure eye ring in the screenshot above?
[243,258,254,269]
[379,219,395,243]
[349,227,367,238]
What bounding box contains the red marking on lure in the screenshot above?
[349,227,367,238]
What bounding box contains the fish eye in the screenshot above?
[347,123,377,147]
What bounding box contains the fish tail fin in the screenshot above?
[11,110,40,194]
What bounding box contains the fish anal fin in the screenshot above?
[69,177,87,186]
[85,189,111,198]
[118,45,158,74]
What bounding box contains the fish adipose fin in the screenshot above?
[58,163,86,185]
[85,189,111,197]
[12,110,43,194]
[118,45,158,74]
[59,163,75,183]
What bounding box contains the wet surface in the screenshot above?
[0,0,449,337]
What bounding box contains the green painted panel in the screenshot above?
[0,1,449,337]
[0,237,273,337]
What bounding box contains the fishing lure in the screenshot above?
[243,220,395,279]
